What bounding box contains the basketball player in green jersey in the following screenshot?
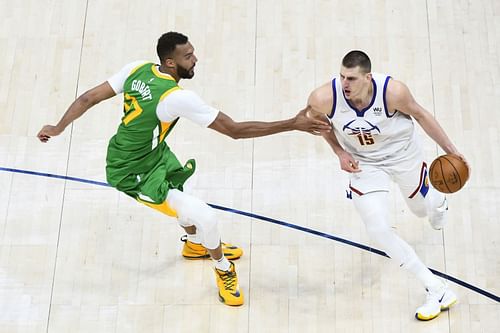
[37,32,331,306]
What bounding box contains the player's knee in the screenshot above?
[190,202,219,249]
[365,222,391,242]
[177,217,192,228]
[167,189,218,230]
[424,188,446,212]
[185,200,218,234]
[194,202,217,232]
[352,192,394,244]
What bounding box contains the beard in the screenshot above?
[177,64,195,79]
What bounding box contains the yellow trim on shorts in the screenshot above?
[159,121,172,142]
[152,65,176,80]
[137,198,178,217]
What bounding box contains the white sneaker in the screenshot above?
[415,285,457,321]
[429,197,448,230]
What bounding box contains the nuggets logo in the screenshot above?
[342,119,381,146]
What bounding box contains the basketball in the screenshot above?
[429,154,469,193]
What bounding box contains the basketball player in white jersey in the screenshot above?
[305,50,470,320]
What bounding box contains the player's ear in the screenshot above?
[165,58,176,69]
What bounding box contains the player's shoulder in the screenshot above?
[162,89,203,105]
[308,81,333,114]
[120,60,152,74]
[385,77,411,101]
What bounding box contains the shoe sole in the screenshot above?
[218,293,244,306]
[183,254,242,260]
[415,299,458,321]
[441,298,457,310]
[183,254,211,260]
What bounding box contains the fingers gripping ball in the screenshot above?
[429,154,469,193]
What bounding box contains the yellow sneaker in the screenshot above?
[214,262,244,306]
[180,235,243,260]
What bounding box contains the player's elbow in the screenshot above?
[78,91,100,108]
[209,112,244,139]
[227,129,243,140]
[211,124,242,140]
[220,121,245,139]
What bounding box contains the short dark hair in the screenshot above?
[342,50,371,73]
[156,32,189,62]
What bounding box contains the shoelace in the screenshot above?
[219,270,237,290]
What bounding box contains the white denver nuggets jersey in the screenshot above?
[329,73,416,162]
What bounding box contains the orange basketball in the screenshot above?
[429,154,469,193]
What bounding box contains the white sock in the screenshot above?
[404,258,443,291]
[187,233,201,244]
[213,256,231,271]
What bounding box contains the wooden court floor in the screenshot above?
[0,0,499,332]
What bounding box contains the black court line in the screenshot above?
[1,166,499,303]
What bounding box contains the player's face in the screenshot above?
[339,66,371,100]
[173,42,197,79]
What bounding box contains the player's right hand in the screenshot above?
[37,125,62,143]
[294,107,332,135]
[337,150,361,173]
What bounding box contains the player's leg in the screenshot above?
[350,167,427,273]
[131,156,244,306]
[135,187,241,260]
[135,153,243,259]
[177,215,242,260]
[350,165,455,320]
[120,150,243,306]
[166,189,244,306]
[352,190,455,320]
[390,155,457,320]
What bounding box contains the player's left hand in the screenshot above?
[337,150,361,173]
[452,153,471,177]
[294,107,332,135]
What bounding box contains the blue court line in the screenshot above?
[0,167,110,187]
[1,166,499,303]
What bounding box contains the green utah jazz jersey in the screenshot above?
[106,63,181,190]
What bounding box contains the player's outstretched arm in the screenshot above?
[207,107,331,139]
[37,82,116,142]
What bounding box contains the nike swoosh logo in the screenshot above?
[231,290,240,297]
[438,293,445,302]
